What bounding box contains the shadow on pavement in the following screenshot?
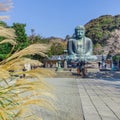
[54,67,120,82]
[87,71,120,81]
[71,70,120,81]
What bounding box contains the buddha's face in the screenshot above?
[75,29,85,39]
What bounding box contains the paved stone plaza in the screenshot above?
[31,70,120,120]
[77,78,120,120]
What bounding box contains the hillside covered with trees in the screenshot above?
[85,15,120,55]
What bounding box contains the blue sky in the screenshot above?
[4,0,120,38]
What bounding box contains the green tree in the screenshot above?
[0,21,7,27]
[48,42,64,56]
[114,15,120,28]
[12,23,29,50]
[93,43,103,55]
[29,34,49,44]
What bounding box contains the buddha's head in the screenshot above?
[75,25,85,39]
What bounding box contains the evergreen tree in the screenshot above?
[12,23,29,50]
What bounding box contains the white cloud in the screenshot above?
[0,15,9,20]
[0,0,13,12]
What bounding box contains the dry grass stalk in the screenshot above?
[1,57,43,72]
[0,38,56,119]
[0,15,10,20]
[0,26,16,39]
[0,39,17,45]
[2,43,50,64]
[0,58,56,120]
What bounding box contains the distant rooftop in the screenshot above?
[47,55,107,61]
